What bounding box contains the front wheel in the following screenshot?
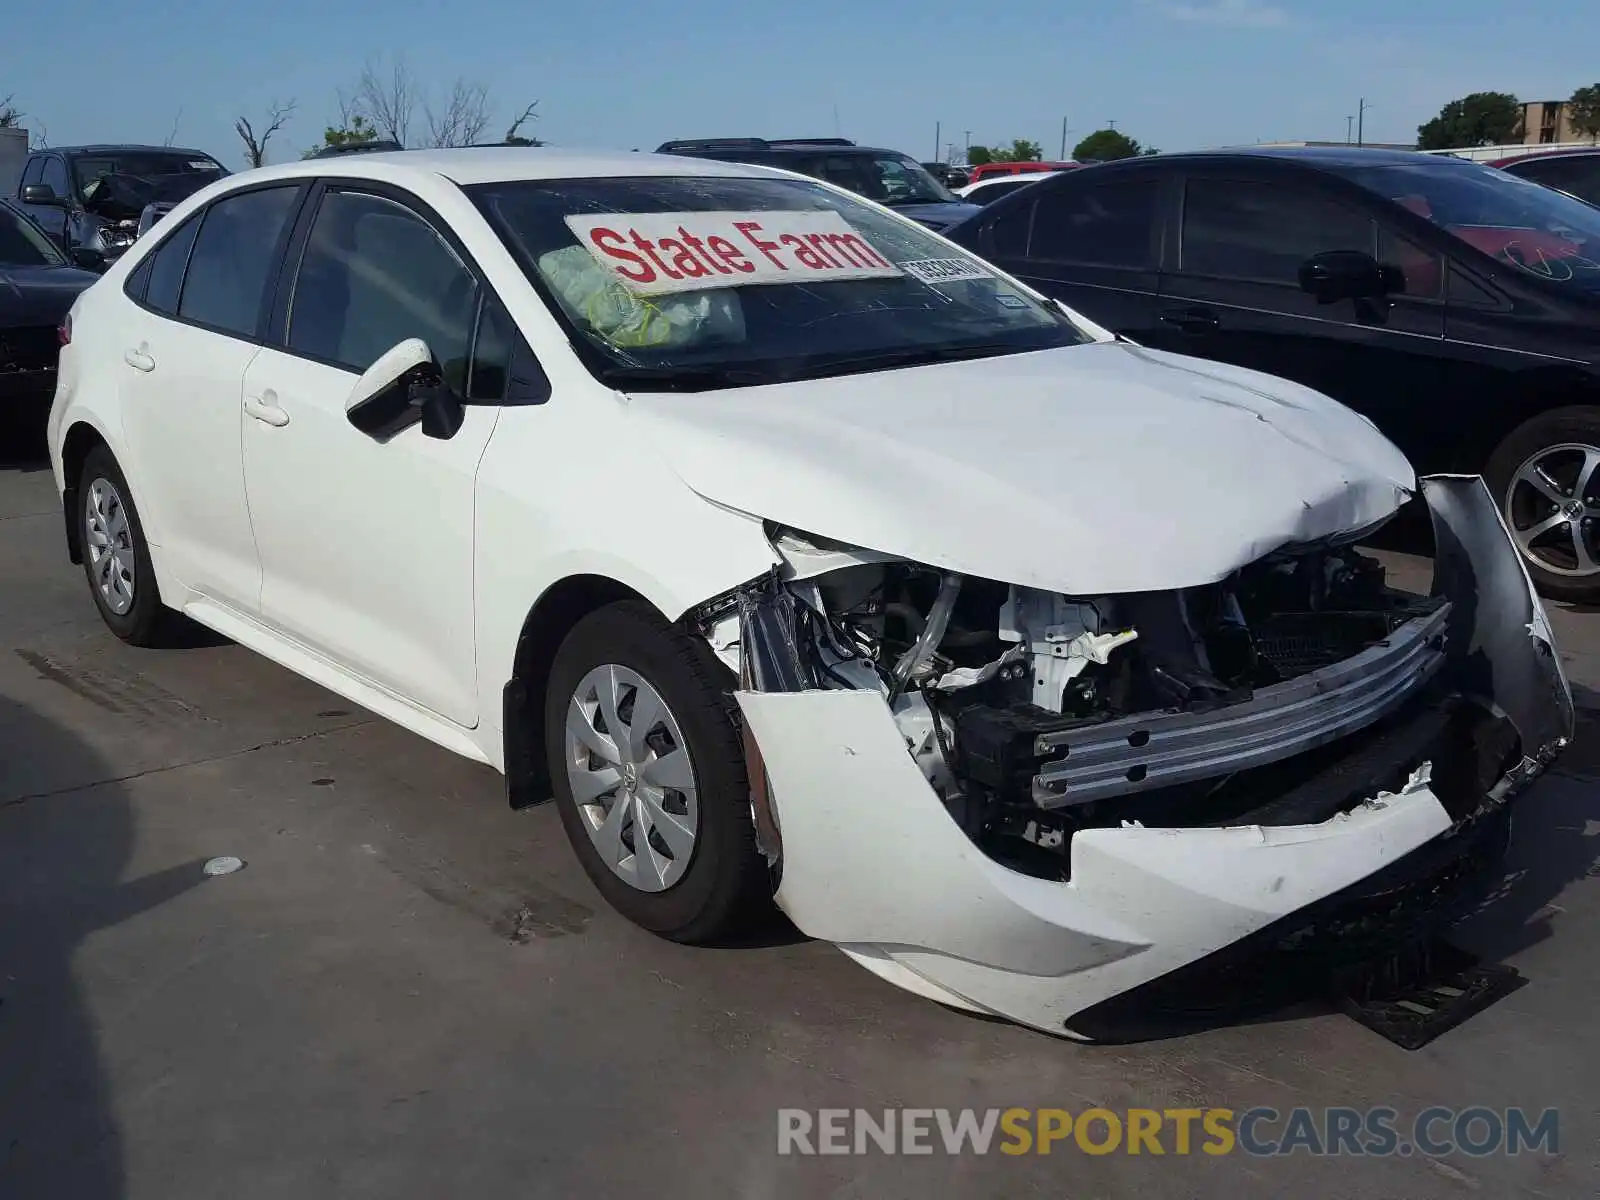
[1486,406,1600,604]
[544,600,772,943]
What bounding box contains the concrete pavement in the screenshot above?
[1,454,1595,1199]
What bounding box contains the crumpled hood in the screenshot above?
[627,341,1417,595]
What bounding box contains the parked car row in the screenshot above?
[33,145,1573,1041]
[943,146,1600,602]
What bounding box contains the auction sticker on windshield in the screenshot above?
[899,258,992,285]
[565,210,903,296]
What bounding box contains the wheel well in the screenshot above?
[503,574,652,809]
[59,422,107,565]
[1458,370,1600,476]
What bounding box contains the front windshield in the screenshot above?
[1342,161,1600,293]
[0,202,65,267]
[471,174,1086,391]
[73,152,225,201]
[789,153,961,206]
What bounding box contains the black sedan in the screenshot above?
[944,147,1600,601]
[1,199,97,455]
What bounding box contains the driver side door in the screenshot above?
[241,183,505,727]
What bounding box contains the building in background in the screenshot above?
[1517,100,1589,146]
[0,127,29,193]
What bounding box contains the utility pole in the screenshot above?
[1346,115,1354,143]
[1357,97,1372,146]
[1060,115,1069,160]
[1107,119,1117,131]
[934,121,941,162]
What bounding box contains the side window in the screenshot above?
[1377,225,1444,299]
[987,199,1034,257]
[1029,179,1160,268]
[178,186,300,338]
[40,157,70,200]
[467,301,513,401]
[19,157,43,189]
[1181,178,1373,284]
[287,189,479,381]
[142,215,202,314]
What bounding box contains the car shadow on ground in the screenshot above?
[0,696,210,1198]
[0,414,50,473]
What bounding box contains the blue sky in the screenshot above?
[5,0,1597,166]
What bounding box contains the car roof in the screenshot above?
[42,144,221,159]
[217,147,805,189]
[1141,146,1472,170]
[1494,148,1600,167]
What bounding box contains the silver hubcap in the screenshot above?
[1506,443,1600,578]
[85,476,136,615]
[564,664,698,893]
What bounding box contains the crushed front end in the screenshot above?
[709,477,1572,1039]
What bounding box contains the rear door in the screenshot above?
[1150,171,1450,459]
[115,183,304,608]
[970,170,1167,339]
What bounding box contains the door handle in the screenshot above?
[244,390,290,428]
[1158,307,1222,334]
[123,346,155,373]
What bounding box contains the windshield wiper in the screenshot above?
[598,365,774,392]
[790,341,1030,381]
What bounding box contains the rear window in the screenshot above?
[471,174,1085,391]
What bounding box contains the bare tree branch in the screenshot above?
[164,105,185,147]
[235,99,298,168]
[424,78,491,147]
[29,120,47,149]
[504,100,540,144]
[356,56,416,147]
[0,93,22,128]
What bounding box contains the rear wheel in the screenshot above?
[544,600,771,942]
[77,445,174,645]
[1486,406,1600,604]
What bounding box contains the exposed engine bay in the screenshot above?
[700,499,1566,887]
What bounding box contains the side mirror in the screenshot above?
[345,338,465,442]
[70,247,105,271]
[1298,250,1401,304]
[21,183,66,207]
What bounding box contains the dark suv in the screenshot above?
[16,144,228,270]
[944,147,1600,600]
[653,137,982,231]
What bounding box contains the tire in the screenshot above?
[544,600,771,943]
[77,445,174,646]
[1485,405,1600,605]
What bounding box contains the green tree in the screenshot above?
[1416,92,1522,150]
[304,112,381,158]
[0,93,22,128]
[1073,128,1146,161]
[994,138,1042,163]
[966,144,994,166]
[1569,83,1600,142]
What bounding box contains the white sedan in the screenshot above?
[955,171,1062,206]
[48,148,1572,1039]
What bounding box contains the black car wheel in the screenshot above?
[544,600,772,943]
[1487,406,1600,603]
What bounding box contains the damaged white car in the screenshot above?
[50,149,1573,1039]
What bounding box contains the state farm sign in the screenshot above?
[564,210,904,296]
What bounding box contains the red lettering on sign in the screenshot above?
[658,236,711,278]
[588,228,655,284]
[820,232,888,269]
[708,235,754,273]
[630,230,683,280]
[735,221,788,270]
[677,228,729,274]
[780,233,831,271]
[803,233,843,268]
